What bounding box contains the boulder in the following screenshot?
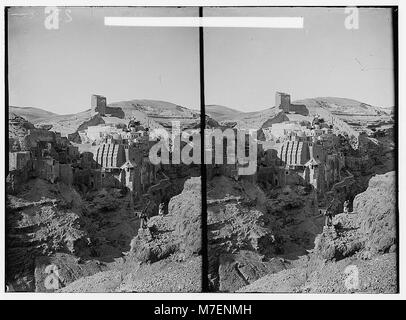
[314,171,396,261]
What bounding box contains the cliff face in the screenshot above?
[130,177,201,263]
[6,178,142,292]
[352,171,396,256]
[239,171,397,293]
[58,177,203,293]
[6,179,89,291]
[207,176,289,292]
[315,171,396,261]
[8,113,35,151]
[239,252,397,293]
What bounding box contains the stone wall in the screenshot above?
[9,151,31,171]
[91,95,106,116]
[289,103,309,116]
[59,164,73,185]
[33,158,60,183]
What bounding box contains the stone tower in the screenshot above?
[91,94,106,116]
[275,92,291,113]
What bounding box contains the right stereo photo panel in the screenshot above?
[203,6,397,293]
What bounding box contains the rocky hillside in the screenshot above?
[294,97,387,116]
[10,99,204,137]
[206,105,243,122]
[59,256,201,293]
[239,252,397,293]
[239,171,397,293]
[9,112,35,150]
[10,96,393,138]
[109,99,197,119]
[206,97,393,135]
[11,108,98,137]
[6,178,143,291]
[206,175,324,292]
[130,177,201,263]
[6,179,90,291]
[9,106,58,123]
[57,177,202,292]
[207,175,281,292]
[315,171,396,261]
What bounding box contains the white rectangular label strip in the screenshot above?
[104,17,304,28]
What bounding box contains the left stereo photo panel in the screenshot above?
[6,6,202,293]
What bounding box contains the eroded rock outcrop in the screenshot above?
[58,177,203,293]
[6,179,89,291]
[314,171,396,261]
[8,112,35,151]
[59,256,201,293]
[207,176,287,292]
[6,178,140,291]
[237,171,397,293]
[34,253,107,292]
[130,177,201,263]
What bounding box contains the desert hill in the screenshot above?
[239,171,397,293]
[10,96,393,138]
[206,97,393,133]
[9,106,58,123]
[206,105,243,122]
[10,99,203,137]
[109,99,196,117]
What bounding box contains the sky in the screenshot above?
[204,7,395,111]
[8,7,395,114]
[8,7,200,114]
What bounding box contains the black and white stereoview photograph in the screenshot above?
[203,6,397,293]
[6,6,202,293]
[4,4,398,295]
